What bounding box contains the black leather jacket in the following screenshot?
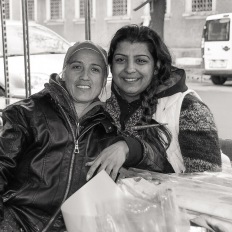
[0,77,118,231]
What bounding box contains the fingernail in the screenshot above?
[86,174,90,181]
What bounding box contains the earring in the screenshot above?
[61,73,65,81]
[154,69,158,75]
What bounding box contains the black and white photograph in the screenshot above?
[0,0,232,231]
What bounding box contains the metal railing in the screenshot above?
[0,0,31,100]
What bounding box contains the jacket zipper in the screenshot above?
[74,123,80,154]
[75,121,100,153]
[74,142,79,154]
[42,109,101,231]
[42,104,78,232]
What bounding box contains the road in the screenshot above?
[186,79,232,140]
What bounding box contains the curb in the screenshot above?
[186,73,211,83]
[182,67,211,83]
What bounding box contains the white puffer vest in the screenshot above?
[153,89,230,173]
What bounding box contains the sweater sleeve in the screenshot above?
[179,94,222,172]
[133,138,174,173]
[123,136,143,166]
[111,134,174,173]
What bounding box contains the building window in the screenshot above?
[75,0,96,20]
[28,0,35,21]
[3,0,10,19]
[184,0,215,16]
[50,0,62,19]
[46,0,64,21]
[79,0,85,18]
[79,0,94,18]
[112,0,127,16]
[107,0,130,18]
[192,0,212,12]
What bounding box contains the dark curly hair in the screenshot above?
[108,24,172,149]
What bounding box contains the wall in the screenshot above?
[36,0,145,50]
[164,0,205,60]
[164,0,232,61]
[10,0,232,61]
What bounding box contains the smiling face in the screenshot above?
[63,49,106,105]
[111,41,155,102]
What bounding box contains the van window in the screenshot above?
[204,18,230,41]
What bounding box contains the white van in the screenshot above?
[202,13,232,85]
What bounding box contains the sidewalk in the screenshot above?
[174,57,211,83]
[185,67,211,83]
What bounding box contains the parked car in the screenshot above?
[202,13,232,85]
[0,21,71,98]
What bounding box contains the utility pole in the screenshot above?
[21,0,31,97]
[0,0,10,101]
[85,0,91,40]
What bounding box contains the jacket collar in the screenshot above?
[155,66,188,98]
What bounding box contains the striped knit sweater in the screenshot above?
[178,93,221,172]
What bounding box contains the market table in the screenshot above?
[118,167,232,232]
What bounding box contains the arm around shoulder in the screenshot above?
[122,133,173,173]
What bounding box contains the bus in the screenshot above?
[202,13,232,85]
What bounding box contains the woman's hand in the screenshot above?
[86,141,129,181]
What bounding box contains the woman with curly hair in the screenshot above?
[87,24,222,175]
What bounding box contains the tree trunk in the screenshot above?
[150,0,166,39]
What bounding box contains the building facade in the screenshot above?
[3,0,146,50]
[2,0,232,61]
[163,0,232,60]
